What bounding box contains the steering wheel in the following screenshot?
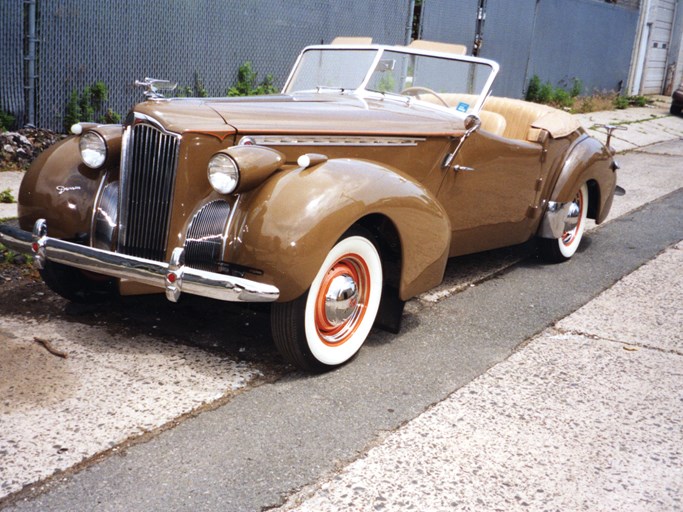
[400,86,450,108]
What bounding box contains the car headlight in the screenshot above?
[208,153,239,194]
[79,131,107,168]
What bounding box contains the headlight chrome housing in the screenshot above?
[79,131,107,168]
[208,153,240,194]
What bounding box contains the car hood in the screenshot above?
[134,94,464,138]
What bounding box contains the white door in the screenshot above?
[642,0,677,94]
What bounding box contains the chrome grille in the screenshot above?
[119,121,179,261]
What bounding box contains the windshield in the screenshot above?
[283,46,498,113]
[285,49,377,92]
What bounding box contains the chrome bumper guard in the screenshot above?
[0,219,279,303]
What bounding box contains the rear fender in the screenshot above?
[544,135,616,227]
[228,158,451,302]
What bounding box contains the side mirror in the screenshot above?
[464,114,481,134]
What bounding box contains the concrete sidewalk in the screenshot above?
[278,241,683,511]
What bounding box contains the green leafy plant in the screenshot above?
[226,62,278,97]
[64,90,82,132]
[526,75,581,108]
[0,241,33,267]
[525,75,542,102]
[194,72,208,98]
[570,78,583,98]
[613,95,630,109]
[102,108,121,124]
[64,81,121,132]
[79,85,95,122]
[91,81,108,112]
[0,110,15,131]
[627,95,651,107]
[175,72,209,98]
[0,188,16,204]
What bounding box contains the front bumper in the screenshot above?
[0,219,279,303]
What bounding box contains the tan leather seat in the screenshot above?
[437,94,580,142]
[407,40,467,55]
[478,110,507,137]
[482,97,553,140]
[331,37,373,45]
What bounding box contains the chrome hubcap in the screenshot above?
[563,200,581,232]
[324,274,358,327]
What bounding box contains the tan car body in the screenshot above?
[17,89,616,304]
[0,42,620,369]
[5,43,616,320]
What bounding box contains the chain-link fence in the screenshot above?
[0,1,25,127]
[1,0,412,132]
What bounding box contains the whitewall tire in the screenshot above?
[271,231,383,371]
[540,183,589,262]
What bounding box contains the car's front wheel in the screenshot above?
[40,260,118,303]
[539,183,589,262]
[271,230,383,371]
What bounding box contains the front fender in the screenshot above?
[227,158,451,302]
[18,125,122,241]
[545,134,616,224]
[19,138,101,240]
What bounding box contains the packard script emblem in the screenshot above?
[56,185,81,195]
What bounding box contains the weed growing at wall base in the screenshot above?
[0,111,15,132]
[64,82,121,132]
[526,75,653,113]
[0,188,16,204]
[227,62,278,97]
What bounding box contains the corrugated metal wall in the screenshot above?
[477,0,537,98]
[419,0,478,53]
[528,0,640,95]
[421,0,640,98]
[0,0,411,131]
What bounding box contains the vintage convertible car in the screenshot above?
[0,40,618,371]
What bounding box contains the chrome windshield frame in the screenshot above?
[282,44,500,115]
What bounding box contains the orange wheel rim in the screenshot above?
[314,254,370,347]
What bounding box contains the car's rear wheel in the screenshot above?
[40,260,117,303]
[271,230,383,371]
[539,183,589,262]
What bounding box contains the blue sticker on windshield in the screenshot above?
[456,102,469,113]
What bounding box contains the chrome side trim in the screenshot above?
[538,201,572,239]
[242,135,425,146]
[4,220,279,303]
